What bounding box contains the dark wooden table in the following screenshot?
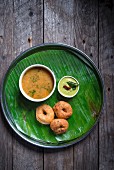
[0,0,114,170]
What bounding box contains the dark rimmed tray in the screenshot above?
[1,43,104,148]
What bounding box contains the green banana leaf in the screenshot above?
[2,44,103,145]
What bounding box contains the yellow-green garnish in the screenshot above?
[67,81,79,90]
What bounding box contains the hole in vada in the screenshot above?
[62,108,67,112]
[43,111,47,115]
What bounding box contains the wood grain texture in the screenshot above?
[0,0,13,169]
[13,134,43,170]
[99,0,114,169]
[12,0,44,170]
[44,0,74,45]
[44,0,74,169]
[44,1,99,170]
[73,1,99,170]
[0,0,44,170]
[13,0,43,56]
[44,148,73,170]
[73,0,99,64]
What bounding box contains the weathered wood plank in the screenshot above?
[99,0,114,169]
[44,0,74,45]
[44,0,74,169]
[0,0,14,170]
[13,0,43,56]
[73,128,99,170]
[99,75,114,170]
[73,0,99,64]
[44,147,73,170]
[12,0,44,170]
[44,0,99,170]
[73,1,99,170]
[13,134,43,170]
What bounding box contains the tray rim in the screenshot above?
[1,42,105,148]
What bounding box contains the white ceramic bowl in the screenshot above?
[58,76,79,98]
[19,64,56,102]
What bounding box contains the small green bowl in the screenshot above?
[58,76,79,98]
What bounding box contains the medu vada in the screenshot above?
[50,119,69,134]
[36,104,54,125]
[53,101,72,119]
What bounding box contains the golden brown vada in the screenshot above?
[36,104,54,125]
[53,101,72,119]
[50,119,69,134]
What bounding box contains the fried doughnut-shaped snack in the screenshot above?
[50,119,69,134]
[36,104,54,125]
[53,101,72,119]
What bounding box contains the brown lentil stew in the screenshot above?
[22,67,54,99]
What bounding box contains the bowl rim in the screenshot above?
[58,76,79,98]
[19,64,56,102]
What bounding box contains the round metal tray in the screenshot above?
[1,43,104,148]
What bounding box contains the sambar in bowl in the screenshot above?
[19,64,56,102]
